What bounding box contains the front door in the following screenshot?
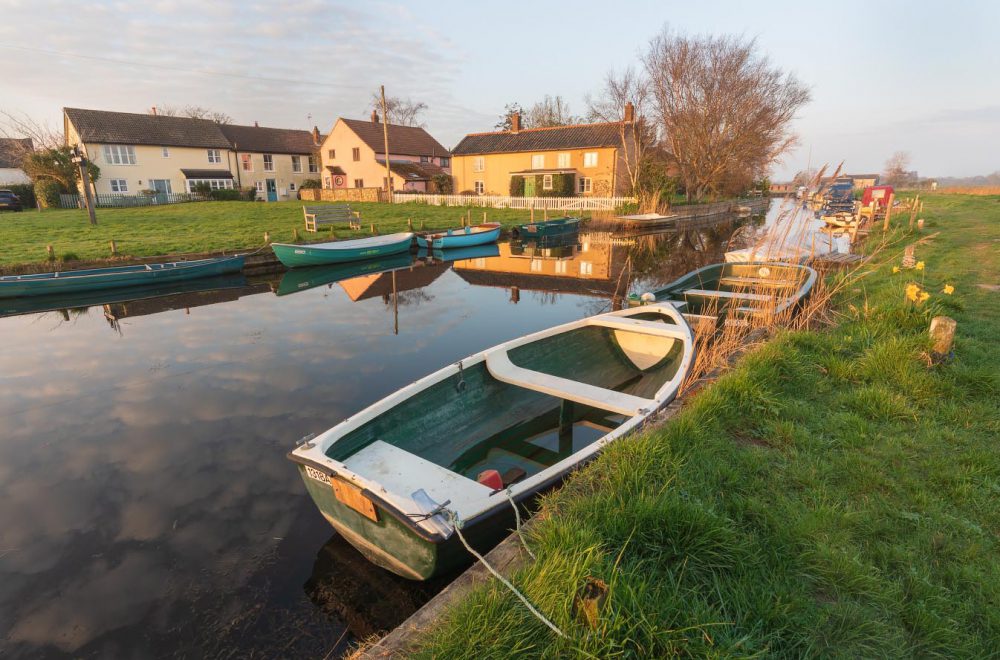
[266,178,277,202]
[524,176,535,197]
[150,179,172,194]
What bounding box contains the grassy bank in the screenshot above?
[410,194,1000,657]
[0,201,534,267]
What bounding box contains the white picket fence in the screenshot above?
[392,193,635,211]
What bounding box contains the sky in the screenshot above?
[0,0,997,180]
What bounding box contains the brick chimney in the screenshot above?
[150,106,157,116]
[254,120,259,127]
[311,125,320,144]
[371,109,380,123]
[510,112,520,133]
[623,102,634,123]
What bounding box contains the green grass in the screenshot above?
[0,201,537,267]
[413,194,1000,658]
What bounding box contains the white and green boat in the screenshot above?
[288,303,695,580]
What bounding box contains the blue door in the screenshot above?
[266,178,277,202]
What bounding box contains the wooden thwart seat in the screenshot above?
[684,288,772,302]
[303,205,361,232]
[718,276,799,289]
[485,350,655,417]
[584,315,690,340]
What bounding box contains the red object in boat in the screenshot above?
[862,185,894,207]
[477,469,503,490]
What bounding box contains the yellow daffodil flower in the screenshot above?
[915,261,925,271]
[918,291,930,303]
[892,266,900,273]
[943,284,954,295]
[905,283,920,302]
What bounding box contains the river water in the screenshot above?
[0,201,832,657]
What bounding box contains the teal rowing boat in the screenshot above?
[271,233,414,268]
[289,303,695,579]
[511,217,580,238]
[0,255,245,299]
[275,253,415,296]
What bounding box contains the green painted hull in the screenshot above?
[513,216,580,238]
[271,233,414,268]
[0,256,245,298]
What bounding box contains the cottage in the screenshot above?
[63,107,323,200]
[0,137,32,185]
[846,173,880,190]
[318,113,451,193]
[451,106,636,197]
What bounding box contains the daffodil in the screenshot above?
[915,261,925,271]
[905,283,920,302]
[892,266,900,273]
[943,284,954,295]
[918,291,930,303]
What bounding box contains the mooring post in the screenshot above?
[109,239,117,256]
[882,193,895,232]
[46,244,54,261]
[483,211,487,224]
[264,231,270,244]
[407,217,412,229]
[917,218,924,230]
[293,227,299,241]
[930,316,956,360]
[903,244,916,268]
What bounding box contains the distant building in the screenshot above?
[63,107,323,200]
[769,182,796,195]
[318,114,451,193]
[450,105,637,197]
[845,173,880,190]
[0,137,32,185]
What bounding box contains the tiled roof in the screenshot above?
[376,159,448,181]
[452,123,625,155]
[65,107,232,148]
[220,124,321,155]
[64,107,322,154]
[0,137,32,168]
[341,118,450,157]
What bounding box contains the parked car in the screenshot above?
[0,189,23,212]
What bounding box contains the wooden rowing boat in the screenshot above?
[271,233,414,268]
[511,216,580,238]
[0,255,245,299]
[629,262,817,329]
[288,303,695,579]
[416,223,501,249]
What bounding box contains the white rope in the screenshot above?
[446,509,565,638]
[506,489,535,560]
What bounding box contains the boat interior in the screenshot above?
[325,306,688,490]
[655,263,810,317]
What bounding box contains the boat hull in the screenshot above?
[272,234,413,268]
[0,256,245,298]
[512,217,580,238]
[415,225,501,250]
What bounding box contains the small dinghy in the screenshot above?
[630,262,816,331]
[416,223,501,249]
[511,216,580,238]
[288,303,695,579]
[0,255,245,299]
[271,233,414,268]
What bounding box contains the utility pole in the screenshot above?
[71,145,97,226]
[380,85,393,203]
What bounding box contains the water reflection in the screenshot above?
[0,206,775,657]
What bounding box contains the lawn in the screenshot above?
[411,194,1000,657]
[0,201,536,267]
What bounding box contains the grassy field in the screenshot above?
[411,194,1000,657]
[0,201,536,267]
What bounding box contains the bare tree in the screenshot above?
[0,109,62,151]
[643,28,810,201]
[526,95,577,128]
[370,93,427,127]
[586,67,655,200]
[495,102,526,130]
[182,105,233,124]
[883,151,911,186]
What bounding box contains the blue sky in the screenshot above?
[1,0,997,179]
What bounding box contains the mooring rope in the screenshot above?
[505,489,536,560]
[445,509,565,638]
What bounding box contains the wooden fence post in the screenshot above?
[882,193,895,232]
[264,231,270,244]
[109,240,117,256]
[917,218,924,230]
[293,227,299,241]
[407,218,412,229]
[930,316,956,359]
[909,194,919,228]
[46,244,54,261]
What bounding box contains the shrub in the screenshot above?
[537,173,575,198]
[208,188,242,201]
[300,179,321,189]
[192,182,212,196]
[4,183,36,208]
[431,174,453,194]
[509,175,525,197]
[242,187,258,201]
[33,179,64,209]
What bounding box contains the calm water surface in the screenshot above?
[1,202,826,657]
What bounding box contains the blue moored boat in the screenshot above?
[0,255,245,299]
[271,233,414,268]
[416,223,501,250]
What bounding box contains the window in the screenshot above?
[557,152,570,168]
[207,149,221,163]
[308,155,318,173]
[354,178,364,188]
[289,182,296,191]
[530,259,542,272]
[241,154,252,171]
[324,176,331,188]
[583,152,598,167]
[542,174,553,190]
[263,154,274,171]
[531,154,544,169]
[352,147,361,161]
[474,258,486,268]
[473,156,485,172]
[103,145,136,165]
[187,178,233,192]
[474,180,484,194]
[255,181,264,192]
[440,156,450,168]
[327,149,335,159]
[555,261,568,274]
[109,178,128,193]
[420,155,429,163]
[291,156,302,173]
[578,177,592,194]
[579,261,594,276]
[161,147,170,158]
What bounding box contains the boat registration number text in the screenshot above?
[304,465,330,484]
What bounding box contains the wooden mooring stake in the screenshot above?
[292,227,299,241]
[109,240,117,256]
[264,231,270,244]
[930,316,956,360]
[882,193,896,232]
[46,244,54,260]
